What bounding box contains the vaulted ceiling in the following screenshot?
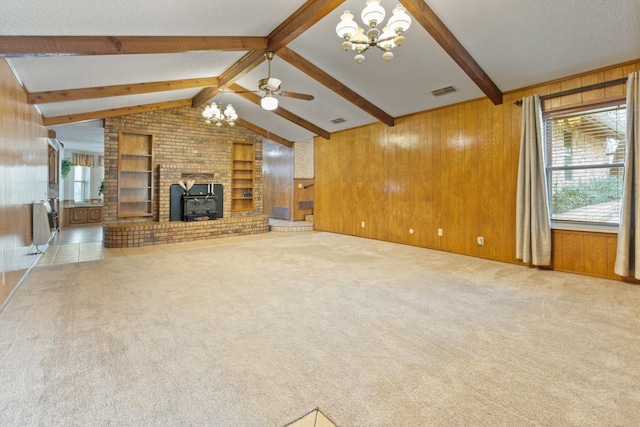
[2,0,639,150]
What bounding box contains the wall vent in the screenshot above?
[331,117,346,124]
[431,85,457,97]
[298,201,314,210]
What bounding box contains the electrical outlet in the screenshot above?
[477,236,484,246]
[437,228,443,237]
[409,228,414,234]
[361,221,365,228]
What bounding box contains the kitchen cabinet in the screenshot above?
[64,206,103,226]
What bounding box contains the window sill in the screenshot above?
[551,221,618,234]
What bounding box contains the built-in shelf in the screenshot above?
[118,130,154,217]
[231,142,254,212]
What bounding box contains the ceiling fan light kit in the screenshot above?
[336,1,411,63]
[255,52,313,110]
[261,95,279,111]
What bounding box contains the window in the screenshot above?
[545,103,626,226]
[73,165,91,202]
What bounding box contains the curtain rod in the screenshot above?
[513,77,628,106]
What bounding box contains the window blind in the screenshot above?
[545,104,626,225]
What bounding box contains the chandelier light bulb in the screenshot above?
[336,10,358,39]
[352,27,368,45]
[354,53,365,63]
[224,104,237,121]
[361,0,385,28]
[379,26,396,49]
[387,4,412,34]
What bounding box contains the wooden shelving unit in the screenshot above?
[231,142,254,212]
[118,130,154,217]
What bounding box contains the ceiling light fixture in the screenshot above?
[202,98,238,127]
[336,1,411,63]
[261,94,278,111]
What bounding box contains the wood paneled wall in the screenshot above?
[315,59,640,280]
[0,59,48,307]
[263,141,294,219]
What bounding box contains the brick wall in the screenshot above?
[103,215,269,248]
[103,105,266,247]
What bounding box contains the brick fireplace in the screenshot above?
[102,106,267,248]
[102,162,268,248]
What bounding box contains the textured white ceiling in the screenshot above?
[3,0,639,151]
[0,0,308,36]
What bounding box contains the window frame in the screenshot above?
[542,98,626,233]
[72,165,91,202]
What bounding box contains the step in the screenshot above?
[269,219,314,232]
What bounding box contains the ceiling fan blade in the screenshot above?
[281,91,314,101]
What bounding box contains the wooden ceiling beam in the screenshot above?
[229,83,331,139]
[277,47,395,127]
[29,77,220,104]
[192,50,266,107]
[401,0,503,105]
[235,118,293,148]
[0,36,266,57]
[192,0,345,108]
[42,99,192,126]
[267,0,346,52]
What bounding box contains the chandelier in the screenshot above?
[202,99,238,127]
[336,1,412,63]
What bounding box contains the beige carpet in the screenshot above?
[1,231,639,426]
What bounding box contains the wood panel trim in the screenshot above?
[542,98,626,116]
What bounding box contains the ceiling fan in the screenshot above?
[254,52,314,110]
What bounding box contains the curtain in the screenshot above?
[516,95,552,266]
[615,71,640,278]
[71,153,94,167]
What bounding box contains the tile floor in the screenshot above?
[37,225,104,266]
[286,409,336,427]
